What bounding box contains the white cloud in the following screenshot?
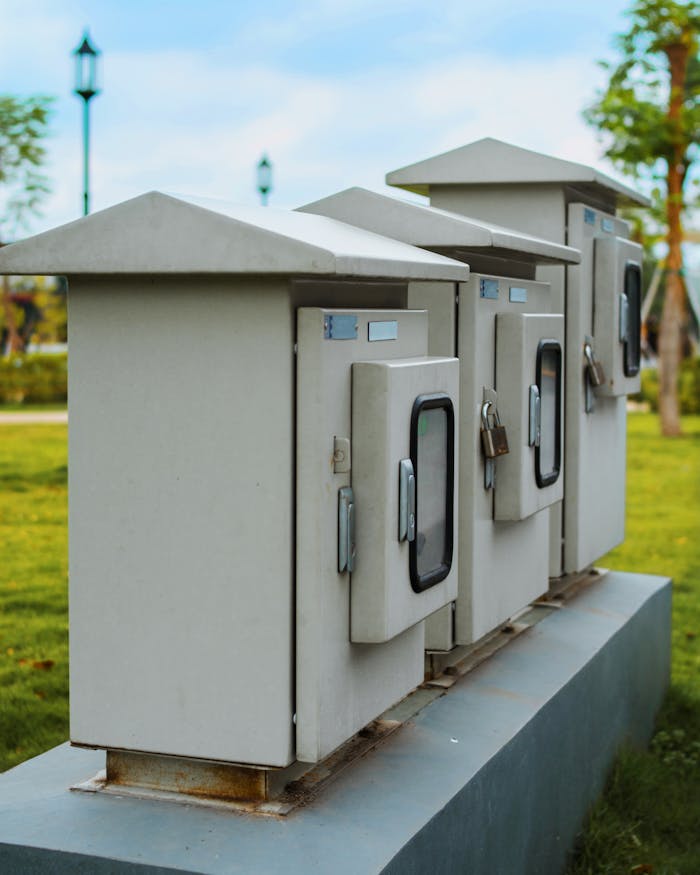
[1,5,641,236]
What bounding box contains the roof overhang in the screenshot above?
[0,192,469,284]
[299,188,580,266]
[385,138,649,208]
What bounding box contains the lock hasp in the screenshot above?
[480,400,510,459]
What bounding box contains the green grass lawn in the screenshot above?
[567,413,700,875]
[0,424,68,771]
[0,414,699,871]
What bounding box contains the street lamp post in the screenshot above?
[72,31,101,217]
[256,154,273,206]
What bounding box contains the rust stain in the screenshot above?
[107,751,269,803]
[478,685,543,706]
[101,721,403,813]
[579,606,627,620]
[82,720,406,817]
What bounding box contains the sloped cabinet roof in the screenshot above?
[299,188,580,266]
[386,138,648,207]
[0,192,469,282]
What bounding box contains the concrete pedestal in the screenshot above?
[0,571,671,874]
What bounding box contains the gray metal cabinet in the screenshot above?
[386,138,647,577]
[0,192,467,768]
[300,189,576,650]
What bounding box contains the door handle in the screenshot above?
[338,487,356,573]
[398,459,416,542]
[528,384,541,448]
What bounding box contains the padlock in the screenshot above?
[481,400,509,459]
[583,342,605,388]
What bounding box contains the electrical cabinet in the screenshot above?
[565,204,642,571]
[0,192,468,769]
[434,275,564,646]
[299,189,577,649]
[385,138,647,577]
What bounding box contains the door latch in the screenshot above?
[398,459,416,542]
[619,293,629,344]
[583,339,605,413]
[528,385,541,447]
[338,487,356,573]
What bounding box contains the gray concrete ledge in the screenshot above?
[0,570,671,874]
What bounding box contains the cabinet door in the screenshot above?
[296,308,429,764]
[351,357,459,643]
[593,236,643,396]
[494,313,564,521]
[564,204,629,574]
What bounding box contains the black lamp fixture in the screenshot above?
[72,30,101,216]
[256,154,273,206]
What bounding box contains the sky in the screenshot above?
[0,0,653,239]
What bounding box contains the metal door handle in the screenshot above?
[528,385,541,448]
[619,293,629,343]
[338,487,356,573]
[398,459,416,542]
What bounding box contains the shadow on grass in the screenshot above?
[0,465,67,491]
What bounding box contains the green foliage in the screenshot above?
[633,358,700,412]
[586,1,699,434]
[584,0,700,193]
[567,414,700,873]
[650,727,700,770]
[635,366,661,409]
[0,354,67,404]
[0,96,53,238]
[568,714,700,874]
[4,275,68,346]
[679,356,700,413]
[33,279,67,344]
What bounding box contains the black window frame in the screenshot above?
[535,340,562,489]
[623,261,642,378]
[409,393,455,593]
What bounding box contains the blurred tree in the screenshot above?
[0,95,53,355]
[584,0,700,436]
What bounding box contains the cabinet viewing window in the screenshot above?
[624,262,642,378]
[409,394,454,593]
[535,341,562,488]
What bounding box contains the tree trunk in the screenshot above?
[658,41,689,437]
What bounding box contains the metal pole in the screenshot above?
[82,97,91,216]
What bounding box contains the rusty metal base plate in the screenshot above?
[72,719,404,817]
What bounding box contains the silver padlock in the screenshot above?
[583,342,605,388]
[481,400,509,459]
